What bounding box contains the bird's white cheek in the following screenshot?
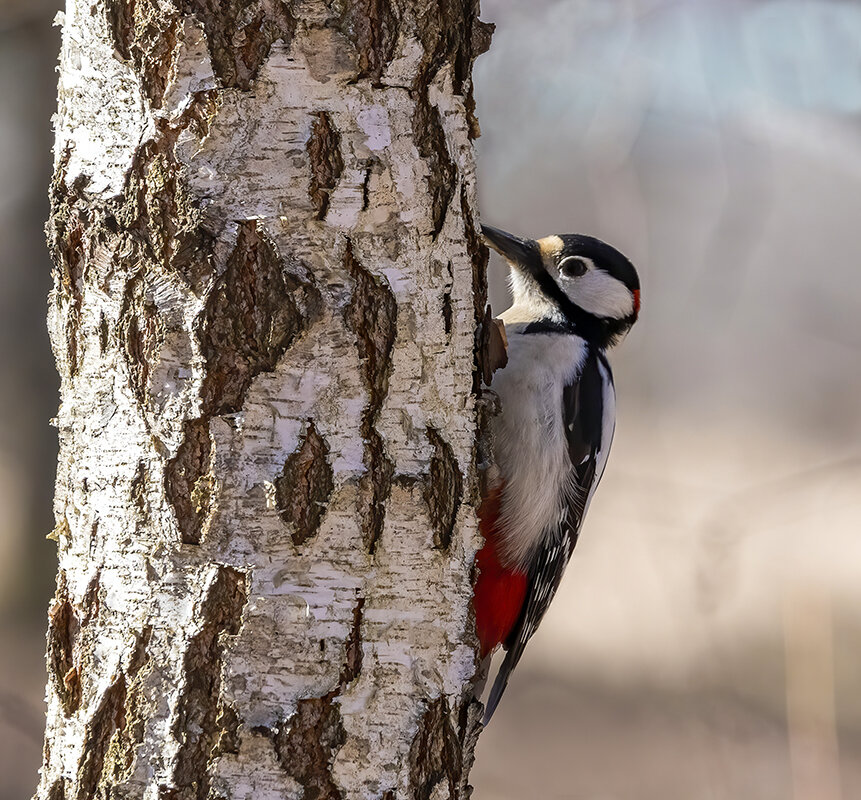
[568,272,634,318]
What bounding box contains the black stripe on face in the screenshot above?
[523,269,632,348]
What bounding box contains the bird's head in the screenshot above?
[481,224,640,348]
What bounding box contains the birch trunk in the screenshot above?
[36,2,495,798]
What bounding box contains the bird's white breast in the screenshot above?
[490,330,588,569]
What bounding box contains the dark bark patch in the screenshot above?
[98,313,111,354]
[408,696,462,800]
[167,222,319,543]
[459,185,489,395]
[106,0,180,106]
[76,675,128,800]
[412,94,456,239]
[215,701,241,756]
[414,0,491,96]
[465,19,495,138]
[442,260,454,336]
[200,220,320,417]
[471,19,495,60]
[338,597,365,687]
[343,241,397,413]
[334,0,398,84]
[101,629,154,788]
[185,0,297,90]
[343,242,397,553]
[128,625,153,677]
[171,566,247,800]
[485,318,508,376]
[126,625,152,678]
[307,111,344,220]
[442,289,453,335]
[109,0,297,100]
[272,698,346,800]
[165,418,214,545]
[355,423,394,554]
[48,592,81,716]
[47,179,87,377]
[361,164,373,212]
[106,0,135,61]
[47,779,66,800]
[127,144,215,289]
[274,421,335,546]
[423,428,463,551]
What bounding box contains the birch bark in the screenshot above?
[36,2,495,798]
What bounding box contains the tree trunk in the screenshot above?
[36,2,494,798]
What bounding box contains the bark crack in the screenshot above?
[120,272,166,406]
[168,566,248,800]
[412,92,456,239]
[343,241,397,553]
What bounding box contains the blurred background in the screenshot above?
[1,0,860,797]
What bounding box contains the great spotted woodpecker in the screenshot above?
[475,224,640,723]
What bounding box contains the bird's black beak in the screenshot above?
[480,225,542,276]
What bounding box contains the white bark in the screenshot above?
[38,2,494,798]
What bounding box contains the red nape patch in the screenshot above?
[633,289,641,318]
[474,486,528,659]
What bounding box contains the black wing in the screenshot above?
[483,349,612,724]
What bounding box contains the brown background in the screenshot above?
[2,1,861,798]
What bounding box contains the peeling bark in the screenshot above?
[38,0,492,797]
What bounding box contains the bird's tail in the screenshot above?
[481,643,524,725]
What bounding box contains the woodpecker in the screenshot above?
[474,224,640,723]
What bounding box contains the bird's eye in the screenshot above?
[558,256,590,278]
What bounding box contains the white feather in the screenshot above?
[563,269,634,319]
[489,327,587,569]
